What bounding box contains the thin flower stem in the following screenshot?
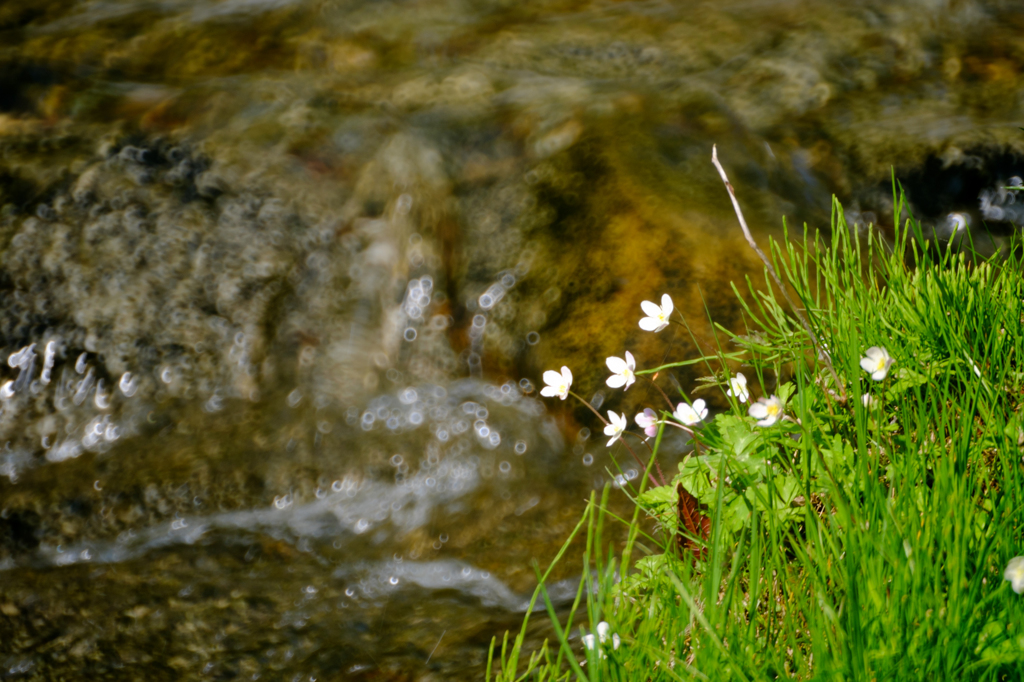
[568,391,663,487]
[623,430,655,454]
[659,420,694,436]
[661,417,705,457]
[620,436,665,487]
[646,376,676,413]
[569,391,609,425]
[711,145,846,402]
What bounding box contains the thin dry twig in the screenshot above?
[711,144,846,401]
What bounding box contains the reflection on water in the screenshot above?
[2,0,1024,678]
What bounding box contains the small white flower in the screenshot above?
[861,393,877,409]
[726,372,749,402]
[860,346,894,381]
[581,633,597,656]
[605,351,636,390]
[674,399,707,426]
[1005,556,1024,594]
[639,294,674,332]
[748,395,784,427]
[604,411,627,446]
[635,408,659,439]
[540,366,573,400]
[582,621,621,659]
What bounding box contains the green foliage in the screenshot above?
[488,189,1024,681]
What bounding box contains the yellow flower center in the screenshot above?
[766,403,780,416]
[875,357,886,371]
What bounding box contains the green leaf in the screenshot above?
[776,381,796,404]
[884,365,931,399]
[638,484,678,510]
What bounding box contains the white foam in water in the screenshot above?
[40,341,56,385]
[46,439,83,463]
[333,559,522,608]
[119,372,138,397]
[72,368,95,406]
[8,344,35,370]
[331,558,580,612]
[13,461,481,568]
[5,377,567,634]
[94,380,110,409]
[0,449,33,482]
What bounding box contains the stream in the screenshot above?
[2,0,1024,679]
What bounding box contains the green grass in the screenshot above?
[488,189,1024,681]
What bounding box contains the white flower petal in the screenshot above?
[540,386,558,397]
[543,370,563,386]
[606,356,627,373]
[660,294,673,316]
[624,351,635,370]
[635,409,658,430]
[860,347,892,381]
[749,395,784,427]
[674,400,705,425]
[604,412,626,445]
[606,374,627,388]
[1008,557,1024,594]
[561,366,573,384]
[639,317,662,331]
[727,374,750,402]
[640,300,661,317]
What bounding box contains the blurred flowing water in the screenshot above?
[2,0,1024,678]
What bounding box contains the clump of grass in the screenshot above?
[489,186,1024,680]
